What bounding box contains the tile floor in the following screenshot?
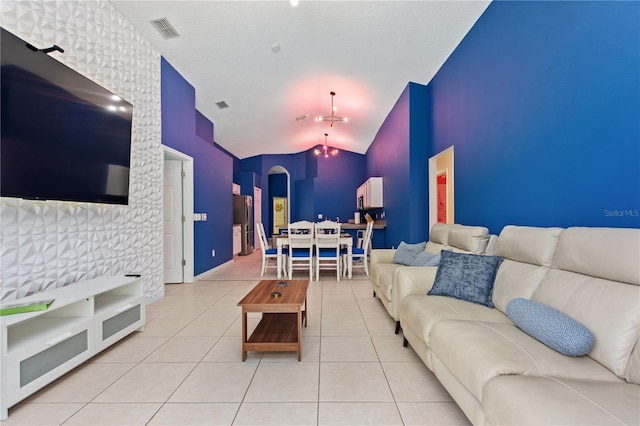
[1,252,470,425]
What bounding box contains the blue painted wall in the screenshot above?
[366,83,431,247]
[239,148,367,237]
[430,1,640,234]
[161,58,234,273]
[315,148,367,222]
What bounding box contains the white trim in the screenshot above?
[268,166,291,234]
[193,259,234,281]
[428,146,455,232]
[162,145,195,283]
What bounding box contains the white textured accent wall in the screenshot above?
[0,0,163,302]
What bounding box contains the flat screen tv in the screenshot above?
[1,27,133,205]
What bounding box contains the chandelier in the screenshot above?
[314,133,338,158]
[315,91,348,127]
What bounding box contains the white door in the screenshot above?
[163,160,183,283]
[254,187,262,249]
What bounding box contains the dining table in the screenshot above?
[275,233,353,279]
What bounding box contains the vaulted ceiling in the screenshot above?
[111,1,490,159]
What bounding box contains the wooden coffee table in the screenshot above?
[237,279,308,361]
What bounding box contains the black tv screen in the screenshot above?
[1,27,133,205]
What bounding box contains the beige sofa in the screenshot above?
[398,225,640,425]
[369,223,494,333]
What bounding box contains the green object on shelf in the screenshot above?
[0,299,55,316]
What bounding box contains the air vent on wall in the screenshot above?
[215,101,229,109]
[150,17,180,40]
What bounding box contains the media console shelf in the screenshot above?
[0,275,145,420]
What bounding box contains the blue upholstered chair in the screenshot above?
[344,220,373,277]
[315,220,342,281]
[287,220,315,280]
[257,222,287,277]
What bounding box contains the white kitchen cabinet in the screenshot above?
[357,177,383,209]
[1,276,145,420]
[233,225,242,256]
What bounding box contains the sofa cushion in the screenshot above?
[410,251,441,267]
[392,241,426,265]
[400,294,511,349]
[533,269,640,382]
[553,227,640,286]
[447,224,489,254]
[429,222,451,245]
[483,375,639,426]
[491,226,563,314]
[496,225,563,267]
[375,263,405,300]
[506,298,594,356]
[428,251,503,308]
[429,320,620,401]
[533,227,640,382]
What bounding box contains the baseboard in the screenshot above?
[193,259,234,281]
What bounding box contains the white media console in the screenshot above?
[0,276,146,420]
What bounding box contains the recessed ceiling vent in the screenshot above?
[215,101,230,109]
[150,17,180,40]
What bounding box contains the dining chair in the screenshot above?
[344,220,374,277]
[287,220,315,280]
[315,220,342,281]
[257,222,287,277]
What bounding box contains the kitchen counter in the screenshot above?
[341,220,386,230]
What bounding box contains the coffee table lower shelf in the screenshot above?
[243,313,302,360]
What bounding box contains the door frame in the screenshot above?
[162,145,194,283]
[267,166,291,237]
[428,146,455,231]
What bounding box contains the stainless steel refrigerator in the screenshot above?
[233,194,254,255]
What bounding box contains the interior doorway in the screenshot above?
[267,166,291,238]
[162,146,195,283]
[428,146,455,231]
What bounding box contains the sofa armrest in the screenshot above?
[370,249,396,266]
[394,267,439,315]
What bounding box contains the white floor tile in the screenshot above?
[27,363,134,403]
[318,402,403,425]
[397,402,471,425]
[320,336,378,362]
[2,251,471,426]
[233,402,317,426]
[94,363,195,403]
[382,362,454,402]
[244,363,319,402]
[2,403,84,425]
[319,362,393,402]
[63,402,161,425]
[147,402,239,425]
[168,363,258,402]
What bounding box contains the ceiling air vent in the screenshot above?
[215,101,230,109]
[150,17,180,40]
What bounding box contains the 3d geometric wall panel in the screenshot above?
[0,0,163,302]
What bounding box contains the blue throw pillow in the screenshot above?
[392,241,426,266]
[428,251,503,307]
[506,298,594,357]
[410,251,441,267]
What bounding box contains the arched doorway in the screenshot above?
[267,166,291,237]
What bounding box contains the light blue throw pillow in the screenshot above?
[428,251,503,308]
[392,241,427,266]
[410,251,441,267]
[506,298,594,357]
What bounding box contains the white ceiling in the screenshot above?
[111,0,490,159]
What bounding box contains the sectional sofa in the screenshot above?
[396,225,640,425]
[369,223,496,333]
